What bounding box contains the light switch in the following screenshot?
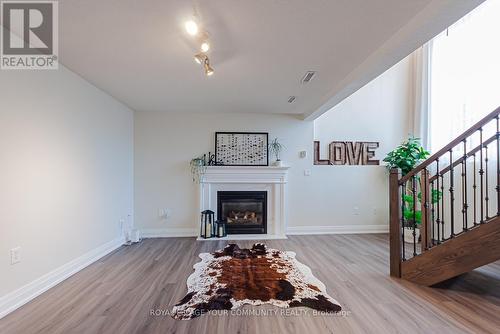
[10,247,20,265]
[304,169,311,176]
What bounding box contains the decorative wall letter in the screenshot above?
[313,141,329,165]
[314,140,380,166]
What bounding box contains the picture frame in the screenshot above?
[215,132,269,166]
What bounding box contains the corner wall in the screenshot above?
[0,66,134,304]
[309,56,412,232]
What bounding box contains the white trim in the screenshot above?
[286,225,389,235]
[0,236,125,320]
[142,225,389,238]
[200,166,289,238]
[141,227,198,238]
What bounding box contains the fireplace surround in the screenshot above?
[198,166,289,240]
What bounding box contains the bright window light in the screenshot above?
[429,0,500,153]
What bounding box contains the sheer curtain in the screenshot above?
[429,0,500,153]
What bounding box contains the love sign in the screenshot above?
[314,141,379,166]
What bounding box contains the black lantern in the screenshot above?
[200,210,215,238]
[215,220,227,238]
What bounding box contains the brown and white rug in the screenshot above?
[172,243,341,319]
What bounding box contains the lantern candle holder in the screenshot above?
[215,220,227,238]
[200,210,215,238]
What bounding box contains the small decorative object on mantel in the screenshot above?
[200,210,215,238]
[269,137,285,167]
[214,220,227,238]
[202,151,217,166]
[314,141,380,166]
[215,132,269,166]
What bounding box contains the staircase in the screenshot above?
[389,106,500,286]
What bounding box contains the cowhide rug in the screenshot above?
[172,243,341,319]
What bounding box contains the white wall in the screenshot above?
[311,57,412,230]
[134,112,313,235]
[0,66,134,298]
[134,56,412,235]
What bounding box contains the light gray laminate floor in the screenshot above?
[1,234,499,333]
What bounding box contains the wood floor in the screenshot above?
[1,234,499,334]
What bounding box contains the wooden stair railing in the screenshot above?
[389,106,500,284]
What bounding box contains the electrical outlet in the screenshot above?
[299,150,307,159]
[158,208,172,219]
[10,247,20,265]
[353,206,360,216]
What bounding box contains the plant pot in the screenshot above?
[273,160,283,167]
[403,227,420,243]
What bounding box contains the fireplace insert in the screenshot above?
[217,191,267,234]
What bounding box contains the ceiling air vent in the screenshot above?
[287,96,296,103]
[301,71,316,84]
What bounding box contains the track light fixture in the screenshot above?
[185,7,214,76]
[194,53,207,64]
[200,41,210,52]
[203,57,214,76]
[185,20,199,36]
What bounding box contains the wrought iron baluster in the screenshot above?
[431,180,436,245]
[436,159,441,243]
[401,182,406,261]
[462,139,468,231]
[412,175,417,256]
[473,153,478,226]
[485,145,490,220]
[449,149,455,238]
[480,127,485,224]
[441,173,445,240]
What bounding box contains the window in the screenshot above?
[428,0,500,153]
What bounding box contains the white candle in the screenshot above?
[205,222,212,237]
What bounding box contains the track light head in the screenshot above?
[200,41,210,52]
[185,20,199,36]
[203,57,214,76]
[194,53,207,65]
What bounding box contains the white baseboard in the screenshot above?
[0,236,125,320]
[142,225,388,238]
[286,224,389,235]
[141,227,198,238]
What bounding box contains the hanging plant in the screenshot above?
[190,157,207,183]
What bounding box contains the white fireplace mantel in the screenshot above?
[199,166,289,240]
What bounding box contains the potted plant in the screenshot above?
[402,189,442,242]
[269,138,285,167]
[383,137,430,175]
[190,157,207,183]
[384,137,440,242]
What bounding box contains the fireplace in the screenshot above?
[217,191,267,234]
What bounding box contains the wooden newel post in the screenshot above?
[389,168,402,277]
[420,170,432,250]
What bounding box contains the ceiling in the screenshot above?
[58,0,484,118]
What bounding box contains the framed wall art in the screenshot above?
[215,132,269,166]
